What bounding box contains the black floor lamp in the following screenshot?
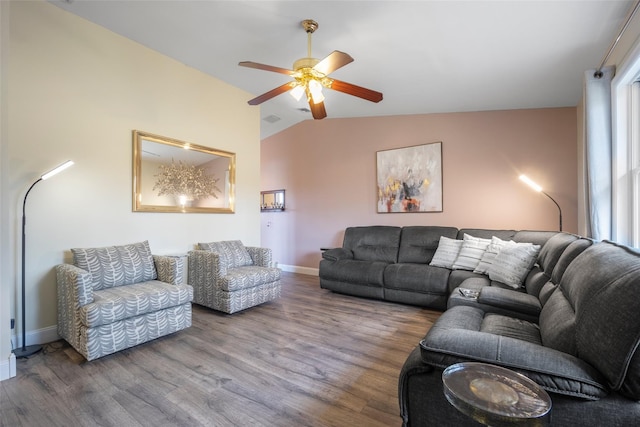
[13,160,74,359]
[519,174,563,232]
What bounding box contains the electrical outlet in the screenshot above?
[10,318,15,329]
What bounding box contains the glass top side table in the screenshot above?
[442,362,552,426]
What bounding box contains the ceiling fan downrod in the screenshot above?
[302,19,318,58]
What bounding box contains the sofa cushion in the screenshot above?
[452,234,492,271]
[72,240,157,290]
[512,230,559,247]
[457,229,517,241]
[539,241,640,400]
[219,266,282,292]
[342,226,401,263]
[198,240,253,268]
[398,226,458,263]
[536,233,577,276]
[78,281,193,328]
[420,306,609,400]
[488,243,541,289]
[550,238,594,285]
[384,263,450,294]
[429,236,463,269]
[319,259,388,287]
[568,241,640,399]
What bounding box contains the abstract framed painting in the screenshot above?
[376,141,443,213]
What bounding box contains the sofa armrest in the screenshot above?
[153,255,184,285]
[477,286,541,316]
[246,246,273,267]
[56,264,94,308]
[322,248,353,261]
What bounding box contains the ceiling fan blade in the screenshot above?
[309,101,327,120]
[247,82,294,105]
[239,61,294,75]
[313,51,354,75]
[329,79,383,103]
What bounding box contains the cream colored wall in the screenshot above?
[1,0,15,380]
[261,108,577,271]
[1,0,260,360]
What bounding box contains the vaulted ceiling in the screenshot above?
[51,1,633,139]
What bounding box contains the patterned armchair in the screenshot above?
[56,240,193,361]
[188,240,281,314]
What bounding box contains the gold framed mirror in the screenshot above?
[133,130,235,213]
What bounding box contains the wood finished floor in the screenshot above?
[0,272,441,427]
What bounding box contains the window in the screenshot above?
[632,81,640,246]
[612,38,640,248]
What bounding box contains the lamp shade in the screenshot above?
[41,160,74,180]
[518,174,562,231]
[519,174,542,192]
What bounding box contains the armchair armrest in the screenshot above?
[246,246,273,267]
[153,255,184,285]
[56,264,94,308]
[188,250,226,287]
[322,248,354,262]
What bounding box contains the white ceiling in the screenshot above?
[50,0,633,140]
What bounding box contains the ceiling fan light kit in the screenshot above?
[239,19,383,120]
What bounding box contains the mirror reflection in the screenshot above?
[133,130,236,213]
[261,189,285,211]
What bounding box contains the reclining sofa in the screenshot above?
[320,226,640,425]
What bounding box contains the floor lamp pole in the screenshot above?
[13,160,74,359]
[542,191,563,232]
[518,175,563,232]
[14,179,44,358]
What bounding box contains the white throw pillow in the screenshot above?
[452,234,492,271]
[488,243,541,288]
[473,236,513,274]
[429,236,463,269]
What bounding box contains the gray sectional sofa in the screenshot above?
[319,226,557,310]
[319,226,640,426]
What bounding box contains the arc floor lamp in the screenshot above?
[519,174,563,232]
[13,160,74,358]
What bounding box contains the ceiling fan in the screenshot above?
[239,19,383,120]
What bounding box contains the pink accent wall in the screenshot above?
[261,108,577,269]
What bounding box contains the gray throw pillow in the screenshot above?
[429,236,463,269]
[488,243,541,288]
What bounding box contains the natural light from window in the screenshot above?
[612,39,640,248]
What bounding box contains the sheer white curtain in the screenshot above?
[584,66,615,241]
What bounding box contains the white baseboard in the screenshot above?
[0,352,16,381]
[12,324,59,348]
[279,264,319,276]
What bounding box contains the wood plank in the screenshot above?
[0,272,439,427]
